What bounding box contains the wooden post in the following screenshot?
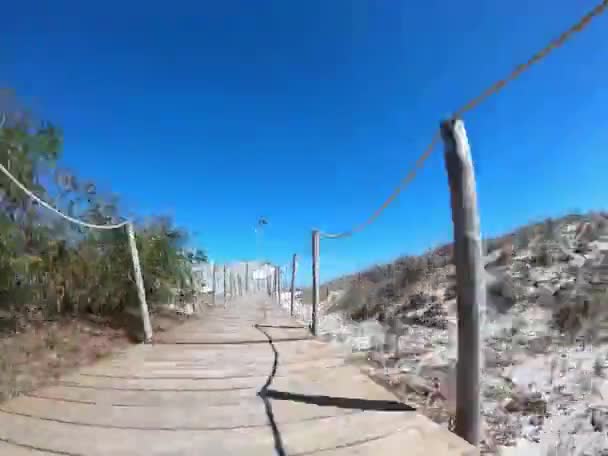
[238,274,243,297]
[245,262,249,294]
[311,230,320,336]
[273,266,279,302]
[223,265,227,305]
[126,222,153,343]
[266,273,270,296]
[290,254,297,316]
[212,263,217,306]
[441,118,484,447]
[277,266,282,306]
[230,271,234,299]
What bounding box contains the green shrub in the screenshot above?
[0,94,203,328]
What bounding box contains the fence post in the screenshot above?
[441,118,484,447]
[212,263,217,306]
[126,222,153,343]
[275,266,281,305]
[290,254,297,316]
[311,230,320,336]
[245,262,249,294]
[223,265,227,305]
[266,272,270,296]
[230,271,234,299]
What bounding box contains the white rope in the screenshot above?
[0,162,129,230]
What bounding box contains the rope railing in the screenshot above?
[319,0,608,240]
[0,161,153,342]
[305,2,608,445]
[0,163,129,230]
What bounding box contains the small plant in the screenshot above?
[332,285,375,321]
[45,332,60,350]
[495,244,514,266]
[542,218,556,241]
[395,256,429,290]
[514,227,532,250]
[533,242,554,267]
[549,356,559,385]
[553,288,608,346]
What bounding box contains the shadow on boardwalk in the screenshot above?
[255,324,416,456]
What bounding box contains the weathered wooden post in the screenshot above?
[290,254,297,316]
[245,262,249,294]
[230,271,235,299]
[126,222,153,343]
[441,118,484,447]
[223,264,227,306]
[311,230,320,336]
[275,266,281,305]
[212,263,217,306]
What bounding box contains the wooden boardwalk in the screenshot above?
[0,296,476,455]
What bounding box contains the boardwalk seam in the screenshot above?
[0,407,361,432]
[0,436,82,456]
[55,382,254,392]
[77,361,345,380]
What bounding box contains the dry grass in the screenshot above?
[553,288,608,344]
[0,309,190,403]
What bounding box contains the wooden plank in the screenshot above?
[0,295,476,455]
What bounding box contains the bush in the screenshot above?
[333,285,372,321]
[514,227,532,250]
[0,95,202,329]
[553,287,608,344]
[484,238,503,253]
[532,243,554,267]
[363,266,389,284]
[495,244,514,266]
[395,256,429,290]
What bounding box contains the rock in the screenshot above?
[485,347,513,368]
[529,269,557,284]
[498,439,542,456]
[501,279,522,301]
[590,404,608,432]
[504,390,547,415]
[418,364,450,382]
[529,415,544,426]
[367,351,396,367]
[535,288,555,307]
[537,282,561,296]
[402,374,434,395]
[444,284,457,300]
[527,336,553,354]
[396,358,415,373]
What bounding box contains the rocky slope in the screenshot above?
[289,212,608,455]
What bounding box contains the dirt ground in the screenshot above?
[0,309,191,403]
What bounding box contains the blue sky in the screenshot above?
[4,1,608,285]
